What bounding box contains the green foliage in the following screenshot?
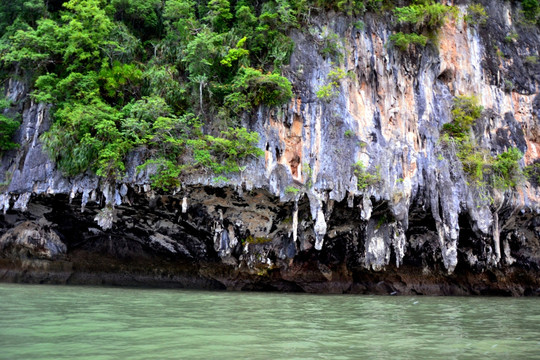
[312,26,344,63]
[492,148,523,189]
[390,32,428,50]
[524,55,538,64]
[220,37,249,67]
[41,99,127,178]
[464,3,488,26]
[60,0,117,72]
[226,67,292,112]
[1,0,301,186]
[522,0,539,21]
[335,0,366,17]
[0,0,46,34]
[205,127,264,173]
[316,84,337,101]
[99,61,142,104]
[442,95,485,183]
[0,114,20,152]
[111,0,162,38]
[142,64,187,111]
[505,32,519,43]
[393,1,456,30]
[442,95,483,141]
[285,185,300,194]
[303,162,313,188]
[442,95,523,190]
[316,67,346,101]
[137,113,263,189]
[456,140,491,184]
[353,161,380,190]
[390,0,455,51]
[344,129,354,138]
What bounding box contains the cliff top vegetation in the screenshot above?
[0,0,538,188]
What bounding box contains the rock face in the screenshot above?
[0,221,66,260]
[1,2,540,295]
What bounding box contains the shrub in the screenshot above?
[492,147,523,188]
[0,114,19,152]
[522,0,539,20]
[227,67,292,110]
[505,32,519,43]
[316,67,346,101]
[442,95,523,190]
[464,3,488,26]
[393,1,456,30]
[316,83,337,101]
[139,113,263,189]
[390,32,428,50]
[456,140,491,183]
[442,95,483,140]
[524,55,538,64]
[353,161,380,190]
[285,185,300,194]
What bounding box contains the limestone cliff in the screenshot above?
[1,1,540,295]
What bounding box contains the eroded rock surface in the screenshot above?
[1,1,540,295]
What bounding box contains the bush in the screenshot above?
[393,1,456,30]
[524,55,538,64]
[442,95,483,140]
[522,0,539,20]
[139,113,263,190]
[0,114,19,152]
[316,67,346,101]
[442,95,523,190]
[285,185,300,194]
[464,3,488,26]
[492,147,523,188]
[390,32,428,50]
[226,67,292,110]
[353,161,380,190]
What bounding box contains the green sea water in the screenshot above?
[1,283,540,359]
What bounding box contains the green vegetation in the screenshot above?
[319,27,344,63]
[0,0,530,191]
[393,1,455,29]
[390,0,456,51]
[0,97,19,152]
[464,3,488,26]
[285,185,300,194]
[0,114,19,152]
[522,0,540,22]
[442,95,483,141]
[316,67,347,101]
[0,0,300,187]
[353,161,380,190]
[344,129,354,138]
[389,32,428,51]
[505,32,519,43]
[442,95,523,190]
[524,55,539,64]
[492,147,523,188]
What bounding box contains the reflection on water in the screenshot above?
[1,283,539,359]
